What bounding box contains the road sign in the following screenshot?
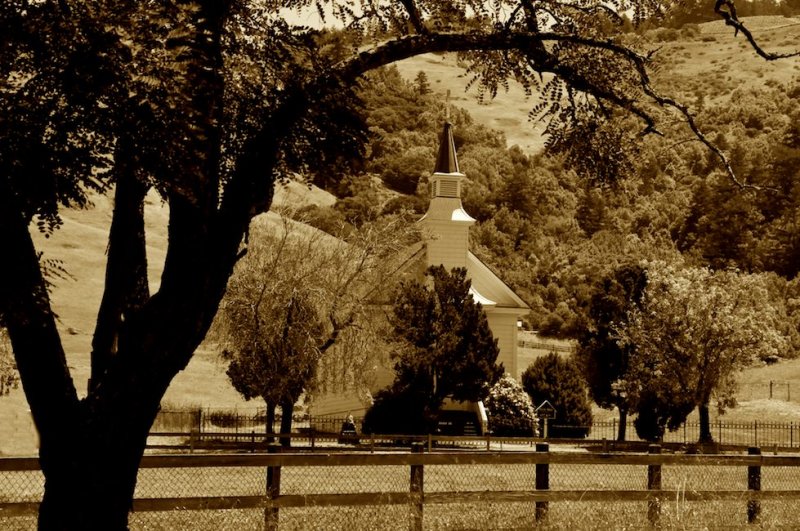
[535,400,556,420]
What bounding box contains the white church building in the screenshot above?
[309,122,530,419]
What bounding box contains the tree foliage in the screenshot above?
[375,266,502,432]
[521,352,593,438]
[615,262,790,442]
[0,0,775,526]
[213,211,418,426]
[575,264,647,440]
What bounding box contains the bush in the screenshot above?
[485,374,538,437]
[521,353,593,438]
[362,387,429,435]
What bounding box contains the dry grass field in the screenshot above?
[3,17,800,457]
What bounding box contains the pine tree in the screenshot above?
[377,266,502,432]
[414,70,432,96]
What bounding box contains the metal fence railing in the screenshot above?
[151,409,362,437]
[4,446,800,530]
[579,420,800,448]
[150,409,800,452]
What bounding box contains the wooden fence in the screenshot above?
[3,445,800,529]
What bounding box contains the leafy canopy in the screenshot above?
[615,261,790,440]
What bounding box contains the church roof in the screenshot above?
[385,242,529,312]
[433,122,460,174]
[466,251,530,311]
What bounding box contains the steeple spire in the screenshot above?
[433,121,460,174]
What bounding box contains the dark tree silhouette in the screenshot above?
[575,264,647,440]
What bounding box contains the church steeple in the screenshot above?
[430,121,469,200]
[422,121,475,270]
[433,121,459,174]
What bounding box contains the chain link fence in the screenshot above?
[4,448,800,529]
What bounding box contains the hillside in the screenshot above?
[392,17,800,155]
[3,17,800,455]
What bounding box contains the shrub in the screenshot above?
[485,374,538,437]
[521,353,593,438]
[362,387,429,435]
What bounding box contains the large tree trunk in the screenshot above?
[37,414,153,530]
[617,408,628,441]
[698,401,714,443]
[280,399,293,447]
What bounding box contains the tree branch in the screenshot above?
[0,200,79,445]
[398,0,427,35]
[715,0,800,60]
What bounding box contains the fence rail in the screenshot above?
[4,445,800,529]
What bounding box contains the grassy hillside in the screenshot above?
[393,53,549,154]
[393,17,800,155]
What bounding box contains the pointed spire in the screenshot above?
[434,121,460,174]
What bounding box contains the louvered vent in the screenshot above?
[437,179,459,198]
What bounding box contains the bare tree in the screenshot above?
[211,208,418,444]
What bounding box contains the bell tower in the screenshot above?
[422,122,475,270]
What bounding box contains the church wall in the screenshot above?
[487,312,520,379]
[425,221,470,270]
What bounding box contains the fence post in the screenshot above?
[535,442,549,522]
[647,444,662,526]
[747,447,762,524]
[770,380,773,399]
[410,443,424,531]
[265,444,282,531]
[754,421,758,447]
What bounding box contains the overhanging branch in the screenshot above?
[715,0,800,61]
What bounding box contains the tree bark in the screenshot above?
[37,412,151,530]
[90,140,150,393]
[280,399,293,447]
[617,408,628,441]
[265,402,276,444]
[698,401,714,443]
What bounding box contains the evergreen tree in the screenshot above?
[575,264,647,440]
[522,353,593,438]
[373,266,502,432]
[414,70,432,96]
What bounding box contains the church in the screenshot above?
[309,121,530,421]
